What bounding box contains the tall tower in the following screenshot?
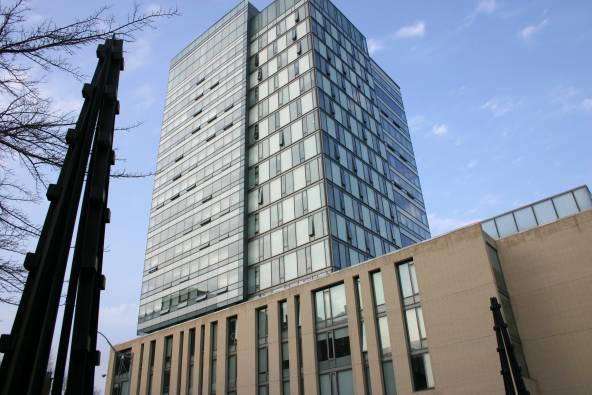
[138,0,429,334]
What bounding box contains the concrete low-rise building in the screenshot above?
[106,186,592,395]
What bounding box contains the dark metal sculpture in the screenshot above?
[490,296,530,395]
[0,37,124,395]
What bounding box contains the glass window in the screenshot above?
[308,185,322,211]
[319,374,331,395]
[533,200,557,225]
[304,134,317,159]
[337,369,353,395]
[302,91,314,114]
[411,353,434,390]
[334,327,352,365]
[296,218,308,246]
[330,284,346,320]
[260,208,271,233]
[283,198,295,222]
[405,308,421,350]
[377,316,391,354]
[294,166,306,190]
[382,360,396,395]
[495,213,517,237]
[486,244,508,293]
[260,262,271,289]
[271,229,283,256]
[258,308,268,339]
[228,355,237,388]
[553,193,579,217]
[315,290,326,322]
[372,272,385,306]
[514,207,537,232]
[481,219,498,238]
[574,187,592,210]
[285,253,297,280]
[270,178,282,202]
[311,241,327,271]
[398,263,413,298]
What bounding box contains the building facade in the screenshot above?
[139,0,429,334]
[107,187,592,395]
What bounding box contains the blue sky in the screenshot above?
[0,0,590,391]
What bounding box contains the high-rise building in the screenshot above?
[138,0,429,334]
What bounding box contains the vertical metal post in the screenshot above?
[66,37,123,394]
[490,296,529,395]
[491,297,516,395]
[0,37,124,395]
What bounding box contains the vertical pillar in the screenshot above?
[216,318,227,395]
[344,276,366,394]
[201,323,212,395]
[300,289,319,395]
[288,295,301,395]
[179,327,192,395]
[360,271,385,395]
[138,340,151,395]
[267,301,281,394]
[236,308,256,395]
[192,325,204,395]
[129,342,143,395]
[169,331,181,395]
[151,337,164,395]
[383,264,413,394]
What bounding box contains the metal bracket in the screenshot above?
[23,252,37,271]
[46,184,61,201]
[65,128,77,145]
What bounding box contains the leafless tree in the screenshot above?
[0,0,178,304]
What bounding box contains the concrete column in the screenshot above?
[267,300,281,394]
[344,275,366,394]
[170,330,183,395]
[300,288,319,395]
[201,323,212,395]
[179,328,191,395]
[151,336,164,395]
[236,307,256,395]
[192,325,204,395]
[360,270,386,395]
[382,263,413,394]
[128,341,144,394]
[104,348,116,395]
[288,294,301,395]
[138,340,152,395]
[216,317,228,395]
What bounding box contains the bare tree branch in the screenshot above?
[0,1,177,304]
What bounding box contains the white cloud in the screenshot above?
[480,193,503,206]
[520,18,548,41]
[580,98,592,111]
[461,0,498,29]
[367,38,384,55]
[395,21,426,38]
[431,123,448,136]
[131,83,156,112]
[428,213,476,236]
[125,36,155,71]
[408,115,427,131]
[144,3,164,14]
[547,84,579,112]
[467,160,478,169]
[481,96,518,117]
[476,0,497,14]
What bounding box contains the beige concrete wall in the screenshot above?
[496,210,592,394]
[105,211,592,395]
